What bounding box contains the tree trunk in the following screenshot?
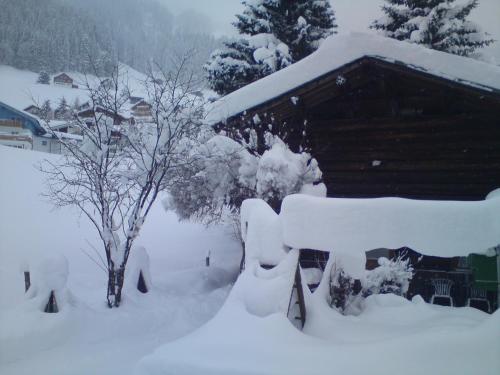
[106,265,126,308]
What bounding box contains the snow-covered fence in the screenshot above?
[280,194,500,259]
[240,192,500,321]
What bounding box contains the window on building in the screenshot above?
[42,141,47,146]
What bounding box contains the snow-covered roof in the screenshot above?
[207,32,500,125]
[0,100,46,135]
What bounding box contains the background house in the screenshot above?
[53,73,74,87]
[0,101,81,153]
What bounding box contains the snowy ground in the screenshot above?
[0,145,241,375]
[1,145,499,375]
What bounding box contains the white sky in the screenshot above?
[160,0,500,62]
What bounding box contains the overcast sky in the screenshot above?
[160,0,500,62]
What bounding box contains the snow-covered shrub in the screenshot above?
[168,133,323,221]
[328,262,362,314]
[256,136,323,210]
[363,255,414,297]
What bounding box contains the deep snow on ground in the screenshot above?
[138,258,500,375]
[1,145,499,375]
[0,145,241,375]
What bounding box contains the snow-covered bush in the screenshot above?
[328,261,363,315]
[364,255,414,297]
[168,132,323,222]
[256,136,323,210]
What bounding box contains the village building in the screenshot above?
[209,33,500,312]
[23,104,42,117]
[0,101,81,153]
[128,97,152,119]
[53,73,75,87]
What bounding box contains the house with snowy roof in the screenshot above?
[210,33,500,314]
[53,73,76,88]
[0,101,81,153]
[209,32,500,202]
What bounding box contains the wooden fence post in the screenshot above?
[137,270,148,293]
[206,250,211,267]
[24,271,31,292]
[44,291,58,313]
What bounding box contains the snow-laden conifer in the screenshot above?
[205,0,337,95]
[371,0,494,56]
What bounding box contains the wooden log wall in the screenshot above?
[219,57,500,201]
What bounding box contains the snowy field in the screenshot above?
[1,144,498,375]
[0,145,241,375]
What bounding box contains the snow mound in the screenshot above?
[126,246,153,293]
[34,254,69,292]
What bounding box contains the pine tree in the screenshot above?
[205,0,337,96]
[37,71,50,84]
[41,100,52,120]
[55,97,69,120]
[371,0,494,56]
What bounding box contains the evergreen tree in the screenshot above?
[205,0,337,96]
[55,97,69,120]
[371,0,494,56]
[37,71,50,84]
[41,100,52,120]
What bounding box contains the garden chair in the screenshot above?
[467,286,490,313]
[431,279,454,306]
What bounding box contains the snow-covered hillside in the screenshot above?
[0,145,240,374]
[0,64,149,111]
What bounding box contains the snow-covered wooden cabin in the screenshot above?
[211,33,500,312]
[53,73,74,87]
[209,33,500,201]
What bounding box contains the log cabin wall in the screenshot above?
[218,57,500,201]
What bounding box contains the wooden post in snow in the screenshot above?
[24,271,31,292]
[44,291,58,313]
[206,250,211,267]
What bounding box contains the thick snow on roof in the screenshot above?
[207,32,500,125]
[281,194,500,257]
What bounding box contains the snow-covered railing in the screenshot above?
[280,194,500,258]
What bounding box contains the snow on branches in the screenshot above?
[371,0,494,56]
[40,61,204,308]
[168,132,324,223]
[205,0,337,95]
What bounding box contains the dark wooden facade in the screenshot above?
[53,73,74,86]
[217,57,500,201]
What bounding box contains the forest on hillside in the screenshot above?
[0,0,220,79]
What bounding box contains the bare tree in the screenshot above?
[40,60,204,307]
